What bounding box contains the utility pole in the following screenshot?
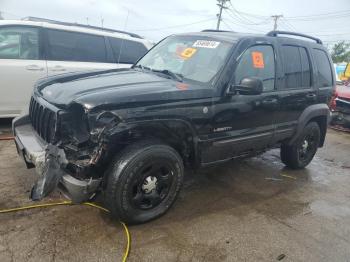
[216,0,230,30]
[271,15,283,30]
[100,14,104,28]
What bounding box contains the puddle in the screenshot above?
[310,200,350,220]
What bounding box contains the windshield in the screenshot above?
[135,35,233,85]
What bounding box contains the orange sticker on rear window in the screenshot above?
[180,48,197,59]
[251,51,264,68]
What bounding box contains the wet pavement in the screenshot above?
[0,121,350,261]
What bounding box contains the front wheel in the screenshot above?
[281,122,321,169]
[104,141,184,224]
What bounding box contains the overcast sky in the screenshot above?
[1,0,349,45]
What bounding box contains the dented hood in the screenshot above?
[37,69,213,110]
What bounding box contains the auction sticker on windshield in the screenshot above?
[193,40,220,48]
[180,47,197,59]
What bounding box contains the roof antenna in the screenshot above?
[117,10,130,64]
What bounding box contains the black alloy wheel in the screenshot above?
[104,141,184,224]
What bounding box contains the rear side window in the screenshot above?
[234,45,275,91]
[109,37,148,64]
[281,46,311,89]
[47,29,107,63]
[0,26,39,60]
[313,49,333,87]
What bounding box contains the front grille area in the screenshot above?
[29,96,57,143]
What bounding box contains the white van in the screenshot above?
[0,18,152,118]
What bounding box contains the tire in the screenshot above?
[104,140,184,224]
[281,122,321,169]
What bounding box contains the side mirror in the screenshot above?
[226,77,263,96]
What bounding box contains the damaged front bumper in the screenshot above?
[13,115,101,203]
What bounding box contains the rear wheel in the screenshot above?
[281,122,320,169]
[104,141,184,224]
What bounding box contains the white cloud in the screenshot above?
[1,0,349,43]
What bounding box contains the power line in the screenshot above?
[287,14,350,22]
[221,19,234,31]
[223,10,267,32]
[278,20,293,32]
[226,6,269,19]
[227,5,271,25]
[216,5,350,22]
[224,11,268,33]
[281,18,297,31]
[232,8,350,20]
[0,10,21,18]
[228,3,260,25]
[286,9,350,19]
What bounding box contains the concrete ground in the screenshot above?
[1,119,350,262]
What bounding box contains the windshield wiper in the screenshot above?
[153,69,183,82]
[134,66,183,82]
[133,64,152,71]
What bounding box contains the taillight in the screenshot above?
[329,86,338,111]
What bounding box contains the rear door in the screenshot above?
[312,48,334,104]
[0,25,47,117]
[45,29,120,76]
[272,44,316,143]
[107,37,149,66]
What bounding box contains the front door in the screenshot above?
[201,44,278,164]
[0,26,47,117]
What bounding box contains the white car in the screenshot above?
[0,18,153,118]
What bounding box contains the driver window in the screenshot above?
[234,45,275,91]
[0,26,39,60]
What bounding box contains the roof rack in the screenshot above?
[22,16,143,39]
[266,30,322,44]
[201,29,234,33]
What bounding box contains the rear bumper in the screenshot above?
[13,115,101,203]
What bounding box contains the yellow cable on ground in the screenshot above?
[0,201,130,262]
[120,222,131,262]
[0,200,73,213]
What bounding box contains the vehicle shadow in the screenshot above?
[152,149,313,226]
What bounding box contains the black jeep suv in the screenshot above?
[13,30,334,224]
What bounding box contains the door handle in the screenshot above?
[262,98,278,105]
[51,66,66,72]
[306,93,317,100]
[25,65,44,71]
